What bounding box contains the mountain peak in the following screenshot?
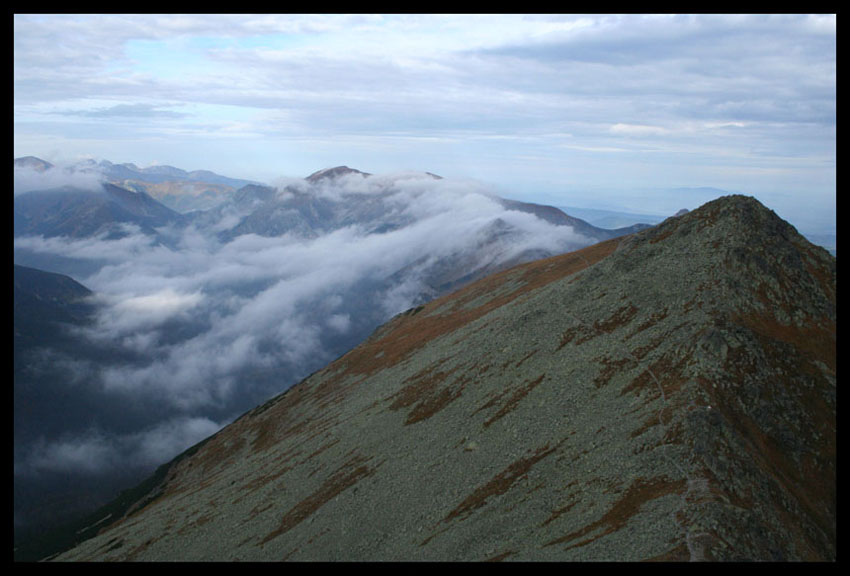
[14,156,54,172]
[51,193,835,561]
[305,166,371,183]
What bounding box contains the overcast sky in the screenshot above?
[14,13,836,232]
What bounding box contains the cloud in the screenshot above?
[610,123,668,137]
[18,429,117,476]
[70,103,187,119]
[17,416,225,478]
[14,162,105,196]
[92,288,204,334]
[16,171,592,419]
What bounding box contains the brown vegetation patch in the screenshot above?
[259,453,380,546]
[515,237,622,290]
[565,325,600,347]
[629,413,660,440]
[556,329,576,350]
[619,369,657,399]
[541,499,578,527]
[594,304,639,334]
[193,434,246,477]
[250,418,284,454]
[619,351,689,403]
[485,550,518,561]
[643,542,691,561]
[388,359,468,425]
[630,332,666,360]
[513,349,538,368]
[243,380,325,454]
[544,476,687,550]
[124,537,158,561]
[306,437,340,461]
[628,309,670,338]
[445,442,560,522]
[482,374,546,427]
[235,448,302,507]
[593,355,636,389]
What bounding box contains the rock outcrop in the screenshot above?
[52,195,835,561]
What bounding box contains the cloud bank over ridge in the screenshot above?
[14,168,592,486]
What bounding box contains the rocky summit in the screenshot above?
[52,195,835,562]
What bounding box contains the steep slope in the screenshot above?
[51,195,835,562]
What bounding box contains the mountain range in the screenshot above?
[13,157,658,558]
[15,156,257,213]
[14,158,651,298]
[31,194,835,561]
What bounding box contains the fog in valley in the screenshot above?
[14,162,600,534]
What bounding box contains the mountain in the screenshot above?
[93,160,258,213]
[14,182,184,239]
[14,156,54,172]
[498,197,652,239]
[49,195,835,561]
[305,165,372,183]
[84,159,257,190]
[15,157,258,213]
[13,266,108,546]
[196,167,651,298]
[14,264,94,350]
[561,206,667,229]
[15,161,664,558]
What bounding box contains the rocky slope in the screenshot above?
[50,195,835,561]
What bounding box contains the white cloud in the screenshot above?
[17,417,224,477]
[16,171,593,415]
[20,430,117,476]
[14,162,105,196]
[609,123,668,137]
[96,288,204,333]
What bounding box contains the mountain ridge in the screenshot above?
[14,157,663,554]
[49,194,835,561]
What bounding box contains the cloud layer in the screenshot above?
[14,170,592,490]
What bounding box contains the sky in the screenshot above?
[14,13,836,232]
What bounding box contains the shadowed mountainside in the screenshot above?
[13,182,184,239]
[49,195,835,561]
